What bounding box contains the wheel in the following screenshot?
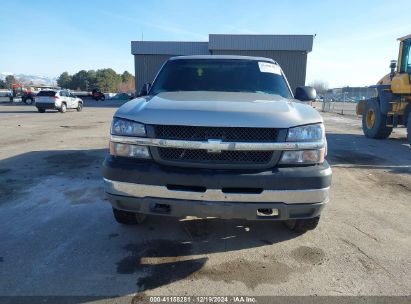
[76,102,83,112]
[24,98,34,105]
[407,112,411,144]
[100,94,105,101]
[284,216,320,233]
[37,108,45,113]
[362,98,392,139]
[112,208,147,225]
[60,103,67,113]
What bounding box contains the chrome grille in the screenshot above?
[151,125,280,168]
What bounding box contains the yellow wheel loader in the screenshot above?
[357,34,411,144]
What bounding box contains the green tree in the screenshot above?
[71,70,89,91]
[5,75,16,87]
[0,79,6,89]
[121,71,134,83]
[96,68,121,92]
[86,70,97,90]
[57,72,72,89]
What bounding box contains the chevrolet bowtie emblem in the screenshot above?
[207,139,223,153]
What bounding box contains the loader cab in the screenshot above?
[391,36,411,94]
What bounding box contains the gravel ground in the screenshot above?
[0,101,410,302]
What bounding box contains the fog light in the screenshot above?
[280,149,324,164]
[110,142,151,159]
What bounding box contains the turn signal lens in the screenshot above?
[280,149,325,164]
[110,142,151,159]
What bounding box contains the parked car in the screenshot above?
[103,55,331,233]
[22,91,36,104]
[91,89,105,101]
[315,96,324,102]
[35,89,83,113]
[111,93,130,100]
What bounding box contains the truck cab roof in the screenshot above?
[169,55,278,64]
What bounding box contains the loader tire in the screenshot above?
[362,98,392,139]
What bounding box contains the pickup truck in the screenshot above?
[103,55,332,233]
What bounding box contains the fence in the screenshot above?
[319,87,377,116]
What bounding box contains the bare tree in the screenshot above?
[117,77,135,93]
[5,75,17,87]
[309,80,329,95]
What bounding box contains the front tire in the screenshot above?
[362,98,392,139]
[25,98,34,105]
[76,102,83,112]
[284,216,320,233]
[100,95,105,101]
[112,208,147,225]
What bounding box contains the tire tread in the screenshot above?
[362,98,392,139]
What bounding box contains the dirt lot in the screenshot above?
[0,101,410,301]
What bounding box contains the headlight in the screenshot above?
[111,118,146,137]
[287,123,324,142]
[280,123,326,164]
[109,142,151,159]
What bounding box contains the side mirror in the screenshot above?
[295,86,316,101]
[138,83,151,97]
[389,60,397,79]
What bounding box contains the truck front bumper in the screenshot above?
[103,156,332,220]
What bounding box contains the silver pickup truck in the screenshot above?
[103,55,332,233]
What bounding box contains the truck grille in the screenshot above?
[158,148,273,164]
[151,125,281,169]
[153,125,278,142]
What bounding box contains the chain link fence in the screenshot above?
[318,87,377,116]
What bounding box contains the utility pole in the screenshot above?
[341,92,347,115]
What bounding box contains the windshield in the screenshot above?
[150,59,292,98]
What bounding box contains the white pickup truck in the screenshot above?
[103,55,332,233]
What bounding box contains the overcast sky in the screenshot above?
[1,0,409,88]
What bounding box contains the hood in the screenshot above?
[114,91,322,128]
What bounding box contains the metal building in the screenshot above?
[131,34,314,93]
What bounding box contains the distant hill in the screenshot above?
[0,72,57,86]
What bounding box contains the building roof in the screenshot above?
[131,34,314,55]
[131,41,209,55]
[209,34,314,52]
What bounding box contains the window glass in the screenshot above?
[150,59,292,98]
[36,90,56,97]
[400,42,411,73]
